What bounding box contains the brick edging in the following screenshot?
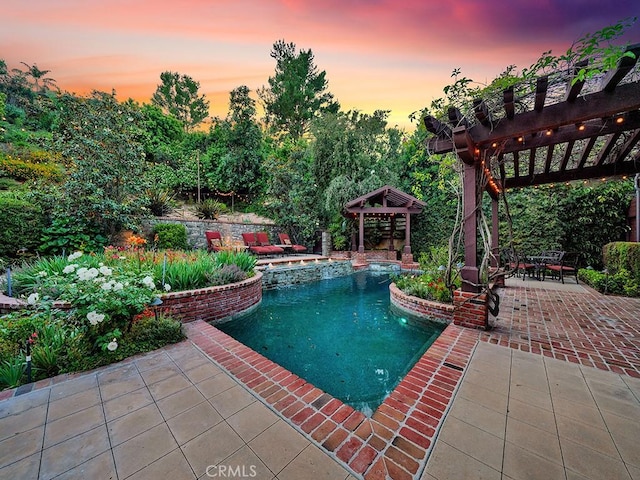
[389,283,454,324]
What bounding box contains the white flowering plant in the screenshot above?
[15,253,158,352]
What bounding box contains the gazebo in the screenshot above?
[343,185,426,265]
[423,42,640,328]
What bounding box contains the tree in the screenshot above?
[258,40,339,140]
[206,86,264,195]
[151,71,210,132]
[18,62,57,93]
[310,109,404,225]
[50,91,148,243]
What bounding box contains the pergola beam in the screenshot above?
[428,82,640,154]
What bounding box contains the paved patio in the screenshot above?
[0,276,639,479]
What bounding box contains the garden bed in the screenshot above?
[389,282,454,324]
[160,271,263,324]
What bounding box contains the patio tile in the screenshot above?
[98,371,146,401]
[591,392,640,423]
[44,404,105,448]
[548,378,593,406]
[0,452,40,479]
[156,385,206,420]
[53,450,117,480]
[182,362,222,384]
[227,400,280,442]
[448,396,507,439]
[423,440,501,480]
[126,447,196,480]
[147,373,192,400]
[102,386,154,422]
[506,397,557,434]
[195,371,238,398]
[138,363,182,386]
[0,388,49,417]
[166,400,223,445]
[560,437,632,480]
[0,403,47,442]
[0,425,44,468]
[277,443,351,480]
[50,373,98,400]
[181,422,245,477]
[437,416,504,471]
[39,425,110,479]
[107,403,164,446]
[502,441,565,480]
[249,420,310,474]
[552,397,607,431]
[463,365,510,395]
[455,380,508,415]
[112,423,178,479]
[556,414,620,458]
[134,352,174,372]
[505,417,562,465]
[508,382,553,411]
[601,411,640,468]
[212,445,274,480]
[46,388,101,422]
[209,384,256,418]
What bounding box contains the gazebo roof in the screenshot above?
[344,185,426,216]
[423,43,640,195]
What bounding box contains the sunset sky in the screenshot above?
[2,1,638,131]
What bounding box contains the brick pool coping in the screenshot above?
[184,319,479,479]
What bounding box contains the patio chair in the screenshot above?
[278,233,307,253]
[501,248,534,280]
[241,232,281,256]
[255,232,285,255]
[546,251,580,284]
[205,231,225,252]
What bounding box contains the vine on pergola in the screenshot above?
[416,18,639,291]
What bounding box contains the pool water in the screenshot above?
[217,270,445,414]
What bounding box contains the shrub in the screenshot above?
[207,264,247,286]
[39,217,108,256]
[0,177,22,190]
[214,250,257,274]
[602,242,640,280]
[195,198,227,220]
[579,267,640,297]
[152,223,189,250]
[155,252,218,291]
[0,193,45,258]
[0,355,26,389]
[393,271,455,303]
[144,188,175,216]
[0,153,65,182]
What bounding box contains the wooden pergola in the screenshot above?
[424,43,640,293]
[343,185,426,257]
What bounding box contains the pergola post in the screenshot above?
[461,161,481,292]
[403,212,411,254]
[358,212,365,253]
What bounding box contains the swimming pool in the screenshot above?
[217,270,445,414]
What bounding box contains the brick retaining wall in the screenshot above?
[159,271,263,325]
[389,283,454,324]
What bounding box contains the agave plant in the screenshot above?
[195,199,227,220]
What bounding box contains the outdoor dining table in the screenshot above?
[525,255,557,281]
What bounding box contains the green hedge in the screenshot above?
[0,195,45,258]
[603,242,640,279]
[152,223,189,250]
